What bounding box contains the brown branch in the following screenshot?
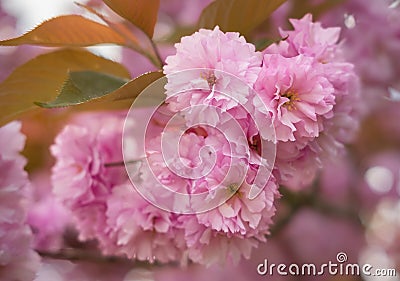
[37,248,172,268]
[38,248,130,264]
[150,39,164,68]
[104,159,142,168]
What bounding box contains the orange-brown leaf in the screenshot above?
[0,15,126,47]
[102,0,160,38]
[198,0,287,36]
[110,71,164,101]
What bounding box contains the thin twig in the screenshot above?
[150,39,164,68]
[37,248,178,268]
[104,159,142,168]
[38,248,130,264]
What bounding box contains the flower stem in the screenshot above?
[104,159,141,167]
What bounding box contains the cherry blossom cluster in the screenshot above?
[263,14,361,189]
[0,122,40,280]
[6,14,361,268]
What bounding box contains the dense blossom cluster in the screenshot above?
[1,0,400,279]
[51,112,128,243]
[45,14,361,266]
[262,14,361,189]
[26,173,70,252]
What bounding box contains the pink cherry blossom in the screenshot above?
[311,60,361,157]
[0,121,40,281]
[182,126,278,235]
[266,13,342,63]
[260,14,361,190]
[177,215,258,267]
[27,172,70,252]
[253,53,335,142]
[196,176,278,236]
[51,112,128,243]
[274,142,320,190]
[163,26,262,113]
[104,183,186,263]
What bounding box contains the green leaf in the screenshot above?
[102,0,160,38]
[198,0,287,36]
[0,15,127,47]
[36,70,165,109]
[0,48,130,125]
[35,71,128,108]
